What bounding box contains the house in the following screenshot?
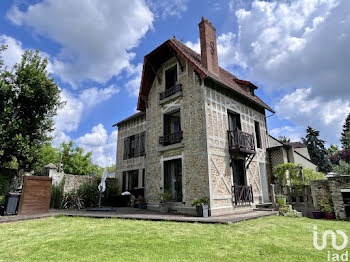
[267,135,318,181]
[113,18,275,216]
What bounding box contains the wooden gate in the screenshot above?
[18,176,52,215]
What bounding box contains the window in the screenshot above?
[164,159,182,202]
[164,110,181,135]
[165,65,177,90]
[127,170,139,191]
[159,110,183,146]
[254,121,262,149]
[228,111,241,131]
[123,131,146,160]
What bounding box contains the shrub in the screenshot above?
[62,190,84,209]
[284,210,302,218]
[50,177,65,209]
[332,160,350,176]
[159,191,172,205]
[319,196,334,214]
[303,168,326,182]
[77,179,99,208]
[273,163,302,186]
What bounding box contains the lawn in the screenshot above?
[0,215,348,262]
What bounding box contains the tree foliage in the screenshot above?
[302,126,332,173]
[341,113,350,149]
[328,144,340,156]
[278,136,290,143]
[34,142,102,176]
[0,47,62,171]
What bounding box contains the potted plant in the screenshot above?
[276,194,287,206]
[191,197,209,217]
[137,196,147,209]
[312,210,323,219]
[159,191,172,213]
[320,196,335,220]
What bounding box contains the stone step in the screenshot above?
[253,208,275,212]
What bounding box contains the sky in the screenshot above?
[1,0,349,166]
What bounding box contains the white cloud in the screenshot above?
[0,34,23,68]
[185,32,237,68]
[146,0,189,19]
[270,126,304,143]
[7,0,154,86]
[276,88,350,144]
[52,85,119,146]
[76,124,118,166]
[125,63,143,96]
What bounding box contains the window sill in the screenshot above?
[158,142,184,152]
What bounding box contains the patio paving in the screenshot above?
[0,207,278,224]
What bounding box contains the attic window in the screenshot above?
[165,65,177,90]
[249,87,255,96]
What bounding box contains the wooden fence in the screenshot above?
[18,176,52,215]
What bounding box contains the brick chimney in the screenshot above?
[198,17,219,76]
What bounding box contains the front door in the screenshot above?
[164,159,182,202]
[232,159,246,186]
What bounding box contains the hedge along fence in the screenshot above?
[0,168,18,205]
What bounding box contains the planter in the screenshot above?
[138,203,147,209]
[195,205,209,217]
[312,211,323,219]
[277,197,286,206]
[159,205,168,213]
[325,212,335,220]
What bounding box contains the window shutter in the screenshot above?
[140,131,146,156]
[123,137,130,160]
[134,133,140,157]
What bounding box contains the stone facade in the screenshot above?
[115,112,146,191]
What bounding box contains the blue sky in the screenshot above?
[1,0,349,166]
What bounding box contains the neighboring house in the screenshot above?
[114,18,275,216]
[267,135,318,179]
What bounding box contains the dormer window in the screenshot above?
[249,86,255,96]
[165,65,177,90]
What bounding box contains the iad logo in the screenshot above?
[313,226,349,261]
[313,226,348,251]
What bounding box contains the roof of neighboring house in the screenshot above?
[137,38,274,113]
[286,142,307,148]
[113,111,146,127]
[293,149,318,166]
[44,163,57,169]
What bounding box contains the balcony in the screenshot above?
[159,131,183,146]
[228,130,256,156]
[233,184,254,205]
[159,83,182,100]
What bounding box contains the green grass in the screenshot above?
[0,216,348,262]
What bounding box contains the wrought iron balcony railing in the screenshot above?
[159,131,183,146]
[228,129,256,155]
[159,83,182,100]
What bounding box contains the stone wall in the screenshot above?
[311,175,350,220]
[48,168,95,194]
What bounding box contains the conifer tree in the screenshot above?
[302,126,332,173]
[341,113,350,149]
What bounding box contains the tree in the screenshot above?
[341,113,350,149]
[278,136,290,143]
[302,126,332,174]
[60,141,101,176]
[328,144,340,156]
[33,143,60,174]
[0,48,62,171]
